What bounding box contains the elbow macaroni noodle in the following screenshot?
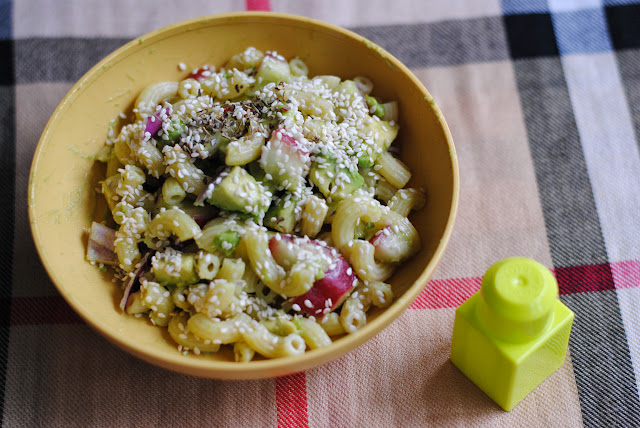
[88,47,426,361]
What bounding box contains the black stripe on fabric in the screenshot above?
[561,291,640,427]
[16,17,510,83]
[606,4,640,50]
[14,37,130,84]
[0,39,14,85]
[0,84,15,426]
[349,16,510,68]
[512,56,640,425]
[615,49,640,153]
[504,13,559,59]
[513,57,607,267]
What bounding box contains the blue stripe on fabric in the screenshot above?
[0,0,11,39]
[502,0,549,15]
[552,8,613,55]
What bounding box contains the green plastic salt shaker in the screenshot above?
[450,257,574,411]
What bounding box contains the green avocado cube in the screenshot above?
[310,153,364,200]
[357,120,399,168]
[207,166,270,217]
[265,196,298,233]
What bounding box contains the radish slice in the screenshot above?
[188,65,213,81]
[119,252,152,311]
[144,108,170,137]
[269,235,357,316]
[86,222,118,265]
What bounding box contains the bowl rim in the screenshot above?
[28,11,459,378]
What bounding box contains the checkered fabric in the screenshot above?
[1,0,639,426]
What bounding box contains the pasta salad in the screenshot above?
[87,47,425,361]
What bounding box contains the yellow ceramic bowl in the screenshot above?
[28,12,459,379]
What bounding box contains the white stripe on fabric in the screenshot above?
[548,0,602,12]
[615,286,640,399]
[562,52,640,264]
[271,0,502,27]
[562,51,640,398]
[13,0,240,38]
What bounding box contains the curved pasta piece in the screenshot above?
[190,279,243,318]
[244,229,320,297]
[187,313,247,345]
[163,145,207,195]
[168,312,221,353]
[331,195,397,281]
[225,126,265,166]
[371,209,421,264]
[387,188,426,217]
[331,195,381,251]
[293,316,332,349]
[354,76,374,95]
[300,195,328,238]
[242,321,306,358]
[233,341,255,362]
[147,208,202,241]
[244,228,286,288]
[178,78,201,99]
[289,58,309,77]
[135,81,179,119]
[217,258,246,282]
[375,151,411,189]
[339,293,368,333]
[129,138,164,178]
[347,239,395,282]
[113,207,149,271]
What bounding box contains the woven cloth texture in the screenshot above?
[2,0,640,427]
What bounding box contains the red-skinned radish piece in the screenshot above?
[187,65,213,82]
[144,108,170,137]
[260,130,310,191]
[269,235,357,316]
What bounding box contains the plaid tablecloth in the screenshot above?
[2,0,639,426]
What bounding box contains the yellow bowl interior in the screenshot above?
[29,12,459,379]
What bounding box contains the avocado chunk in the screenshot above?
[310,153,364,200]
[357,120,399,168]
[152,252,199,288]
[354,221,377,240]
[365,96,384,118]
[214,230,241,256]
[196,217,243,255]
[247,160,277,194]
[265,195,298,233]
[207,166,270,217]
[166,118,185,142]
[156,118,185,151]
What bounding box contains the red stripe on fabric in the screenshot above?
[10,296,84,326]
[245,0,271,11]
[555,262,614,295]
[611,259,640,289]
[409,277,482,309]
[5,261,635,325]
[275,372,308,428]
[409,261,631,310]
